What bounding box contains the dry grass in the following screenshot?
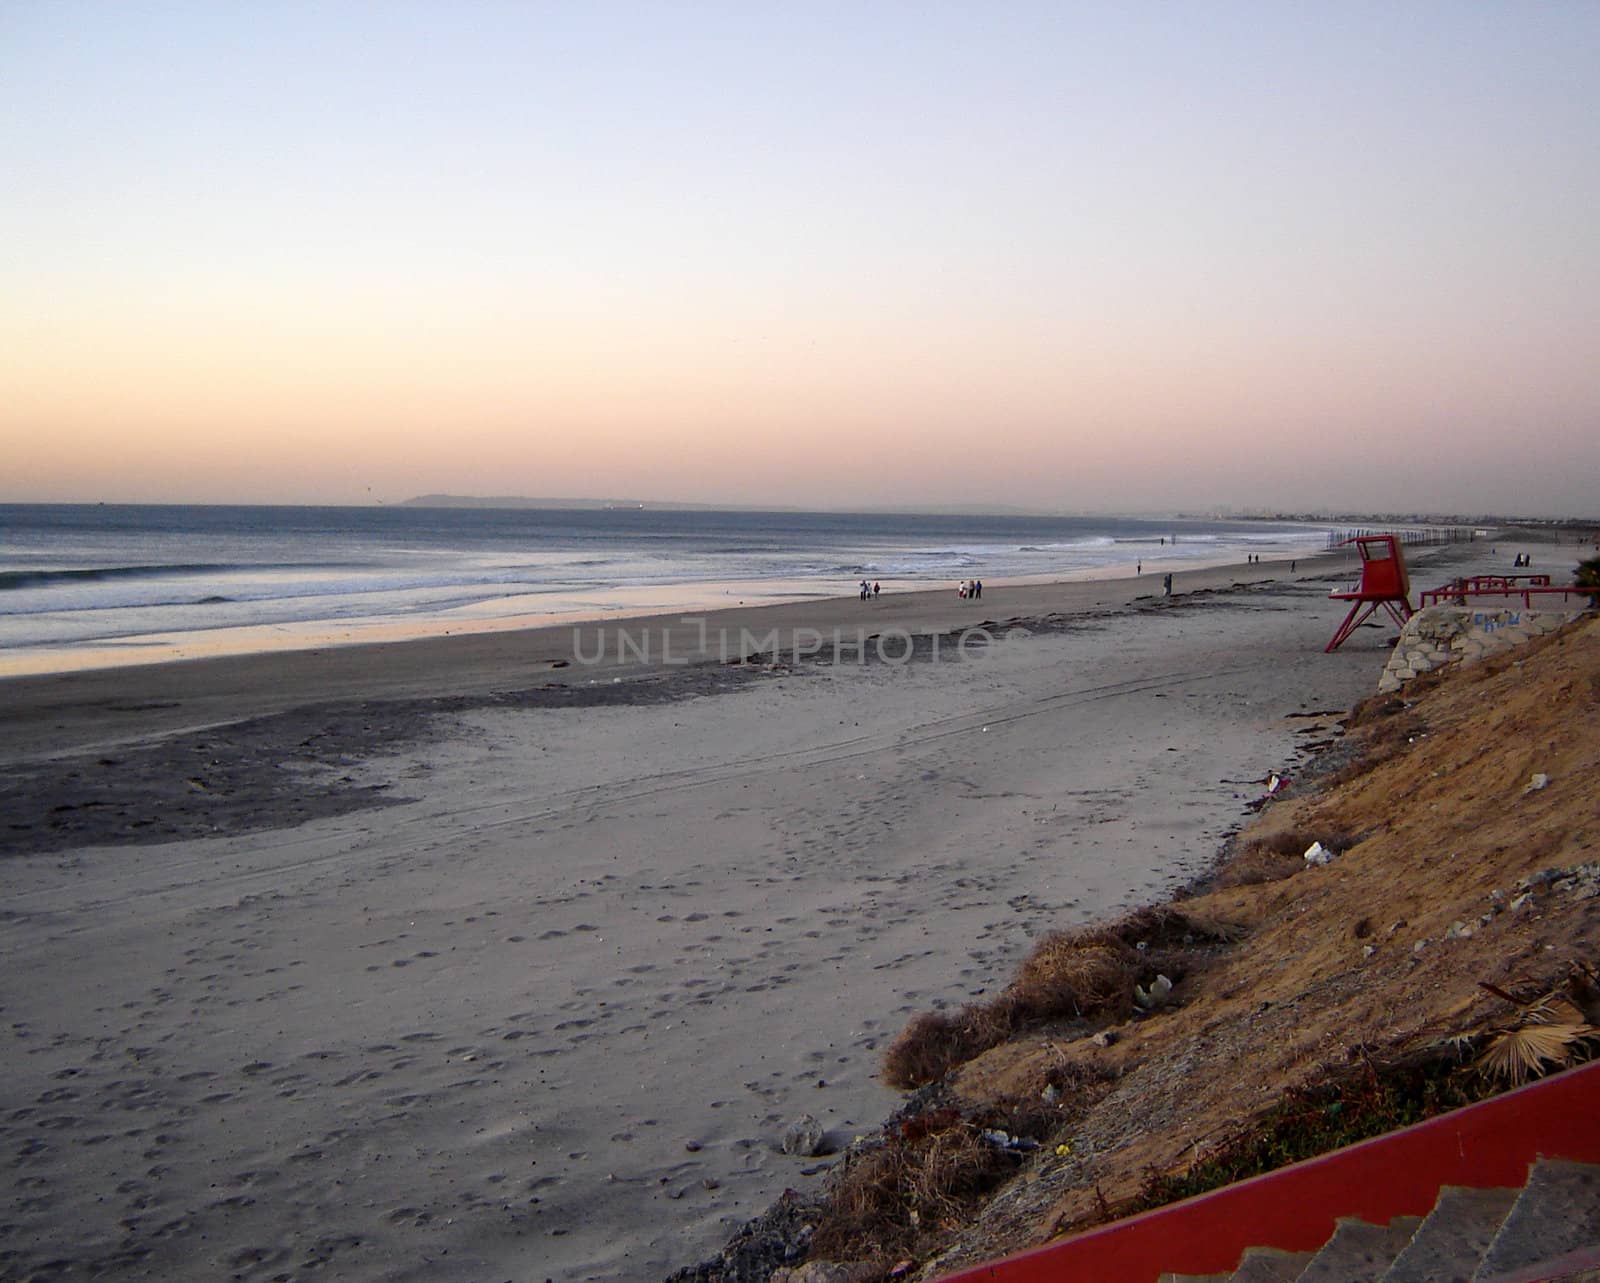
[1249,830,1336,859]
[881,1007,1020,1093]
[881,911,1238,1089]
[808,1098,1067,1267]
[1211,828,1356,889]
[883,930,1138,1089]
[1006,937,1138,1023]
[1213,846,1304,888]
[1344,691,1406,728]
[1113,905,1240,946]
[810,1123,1013,1265]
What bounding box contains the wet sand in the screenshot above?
[0,548,1465,1280]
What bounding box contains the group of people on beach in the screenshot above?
[857,578,984,601]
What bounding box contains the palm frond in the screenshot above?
[1476,1022,1600,1086]
[1522,994,1587,1026]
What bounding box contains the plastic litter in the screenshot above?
[1304,841,1335,866]
[1133,974,1173,1010]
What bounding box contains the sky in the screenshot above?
[2,2,1596,516]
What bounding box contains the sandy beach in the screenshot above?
[1,545,1477,1280]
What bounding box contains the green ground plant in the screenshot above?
[1123,1055,1492,1217]
[1575,554,1600,596]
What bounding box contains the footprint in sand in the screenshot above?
[36,1114,79,1131]
[227,1246,290,1270]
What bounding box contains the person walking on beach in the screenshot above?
[872,582,880,598]
[973,579,982,600]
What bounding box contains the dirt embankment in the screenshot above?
[712,613,1600,1282]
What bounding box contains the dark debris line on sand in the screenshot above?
[0,662,781,858]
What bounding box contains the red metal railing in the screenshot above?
[1418,575,1595,609]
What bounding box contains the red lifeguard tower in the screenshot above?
[1325,534,1413,652]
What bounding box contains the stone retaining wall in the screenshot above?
[1377,606,1578,693]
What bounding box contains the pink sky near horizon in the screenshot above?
[3,4,1597,517]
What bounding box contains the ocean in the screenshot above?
[0,504,1332,673]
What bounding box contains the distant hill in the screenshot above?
[399,494,1065,517]
[399,494,744,511]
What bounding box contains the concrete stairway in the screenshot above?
[1159,1159,1600,1283]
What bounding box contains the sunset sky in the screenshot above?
[2,3,1596,516]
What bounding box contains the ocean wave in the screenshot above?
[0,571,559,618]
[857,554,987,575]
[1234,530,1328,543]
[0,563,242,591]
